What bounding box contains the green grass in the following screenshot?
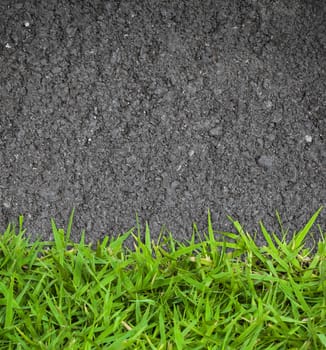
[0,207,325,350]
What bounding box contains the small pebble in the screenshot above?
[209,126,223,137]
[256,155,274,169]
[265,100,273,109]
[3,201,10,209]
[305,135,312,143]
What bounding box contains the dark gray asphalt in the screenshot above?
[1,0,325,250]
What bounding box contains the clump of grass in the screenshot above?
[0,207,325,349]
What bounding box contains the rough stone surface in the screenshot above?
[0,0,325,250]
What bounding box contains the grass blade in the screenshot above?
[290,207,323,250]
[51,218,65,265]
[5,277,14,329]
[65,207,75,242]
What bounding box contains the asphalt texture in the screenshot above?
[1,0,325,250]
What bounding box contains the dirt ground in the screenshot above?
[1,0,325,249]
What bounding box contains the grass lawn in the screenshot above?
[0,207,325,349]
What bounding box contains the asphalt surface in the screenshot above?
[1,0,325,250]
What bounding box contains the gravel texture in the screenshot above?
[0,0,325,249]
